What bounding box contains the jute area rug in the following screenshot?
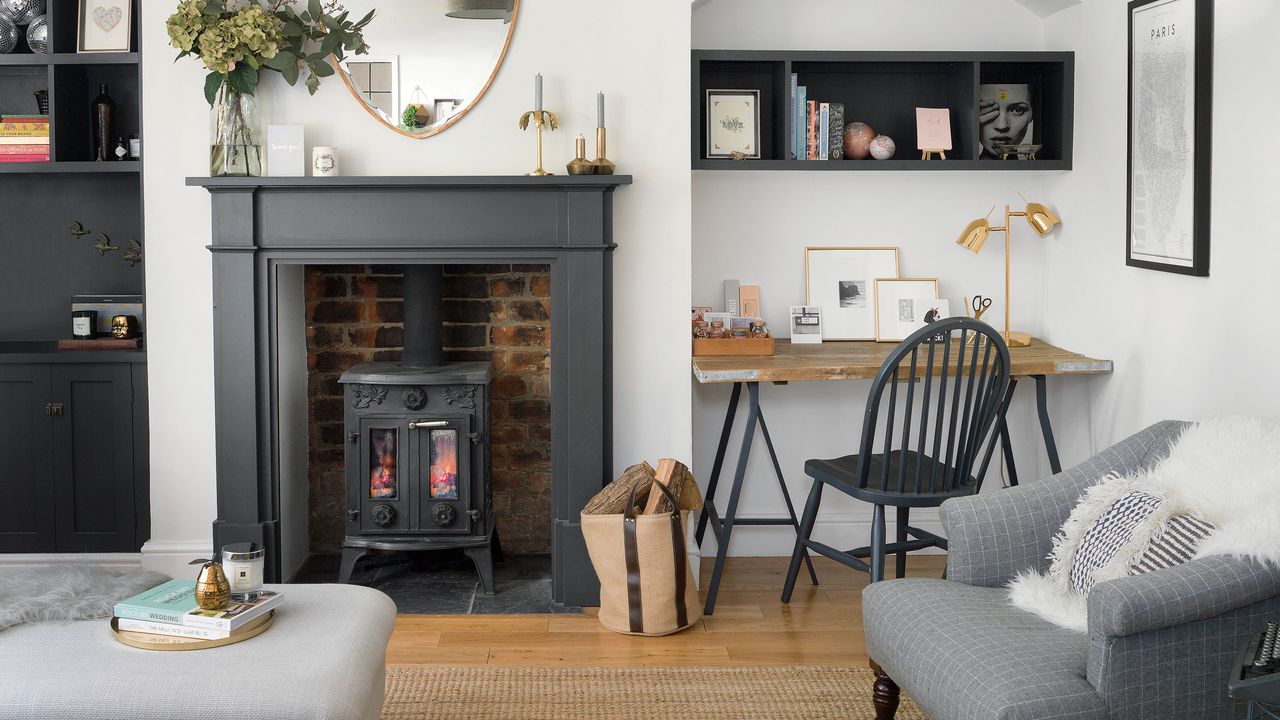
[382,665,927,720]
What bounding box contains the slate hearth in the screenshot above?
[294,553,580,614]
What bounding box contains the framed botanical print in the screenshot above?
[1126,0,1213,276]
[873,278,941,343]
[706,89,760,159]
[803,246,899,341]
[78,0,132,53]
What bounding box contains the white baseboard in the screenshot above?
[697,513,947,557]
[0,553,142,571]
[140,540,211,578]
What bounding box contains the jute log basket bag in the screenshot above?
[582,460,703,636]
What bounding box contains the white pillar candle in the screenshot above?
[535,73,543,112]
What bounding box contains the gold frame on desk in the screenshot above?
[872,277,941,343]
[803,246,900,341]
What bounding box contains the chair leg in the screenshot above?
[895,507,909,579]
[781,480,823,603]
[870,660,900,720]
[869,505,886,583]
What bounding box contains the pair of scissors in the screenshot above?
[970,295,992,320]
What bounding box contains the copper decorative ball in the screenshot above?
[842,122,876,160]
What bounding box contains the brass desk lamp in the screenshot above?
[956,196,1060,347]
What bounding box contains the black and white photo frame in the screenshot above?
[1126,0,1213,276]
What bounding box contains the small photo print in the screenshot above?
[897,298,916,322]
[838,280,867,309]
[789,305,823,344]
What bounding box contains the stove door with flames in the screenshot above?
[412,416,472,535]
[353,419,411,535]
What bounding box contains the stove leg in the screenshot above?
[465,545,496,595]
[338,546,367,584]
[491,528,504,564]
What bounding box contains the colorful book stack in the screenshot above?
[113,579,285,640]
[788,74,844,161]
[0,115,49,163]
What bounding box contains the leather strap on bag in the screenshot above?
[623,481,689,633]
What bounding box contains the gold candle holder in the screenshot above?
[519,109,558,176]
[592,127,615,175]
[567,135,594,175]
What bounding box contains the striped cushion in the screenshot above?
[1068,491,1163,594]
[1129,514,1216,576]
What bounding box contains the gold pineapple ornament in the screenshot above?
[190,559,231,610]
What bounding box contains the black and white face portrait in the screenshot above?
[979,84,1033,158]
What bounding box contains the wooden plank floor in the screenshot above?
[386,555,946,667]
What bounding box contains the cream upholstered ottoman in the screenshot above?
[0,583,396,720]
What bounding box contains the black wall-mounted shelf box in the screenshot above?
[692,50,1074,172]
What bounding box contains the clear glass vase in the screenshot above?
[209,81,263,177]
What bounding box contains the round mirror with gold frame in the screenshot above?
[337,0,519,139]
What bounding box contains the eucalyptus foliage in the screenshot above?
[167,0,374,104]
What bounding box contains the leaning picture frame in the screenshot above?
[78,0,132,53]
[803,246,900,341]
[706,89,760,159]
[1126,0,1213,276]
[873,278,941,343]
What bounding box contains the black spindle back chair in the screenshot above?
[781,317,1011,594]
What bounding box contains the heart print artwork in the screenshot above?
[93,5,122,32]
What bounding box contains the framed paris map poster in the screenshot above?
[1126,0,1213,276]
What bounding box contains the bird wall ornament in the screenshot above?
[122,239,142,267]
[93,233,119,255]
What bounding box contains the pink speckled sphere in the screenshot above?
[869,134,896,160]
[842,122,876,160]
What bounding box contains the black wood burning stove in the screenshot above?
[337,265,497,592]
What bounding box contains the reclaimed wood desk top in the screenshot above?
[692,338,1113,384]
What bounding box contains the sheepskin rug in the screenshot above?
[0,564,170,632]
[1009,417,1280,632]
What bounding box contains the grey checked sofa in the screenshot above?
[863,420,1280,720]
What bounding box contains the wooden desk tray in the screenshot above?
[693,336,775,357]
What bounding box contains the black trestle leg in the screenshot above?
[697,382,742,547]
[782,480,824,603]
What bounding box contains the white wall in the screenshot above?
[1039,1,1280,464]
[139,0,692,577]
[692,0,1067,556]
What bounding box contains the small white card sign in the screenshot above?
[266,125,305,177]
[915,108,953,151]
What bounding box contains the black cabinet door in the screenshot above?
[0,365,54,552]
[51,364,137,552]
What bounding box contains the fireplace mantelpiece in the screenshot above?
[189,175,631,606]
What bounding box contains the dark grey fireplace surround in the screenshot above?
[189,175,631,606]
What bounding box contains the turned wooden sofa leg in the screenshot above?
[870,660,900,720]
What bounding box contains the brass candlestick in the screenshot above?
[566,135,594,175]
[592,127,615,175]
[519,109,558,176]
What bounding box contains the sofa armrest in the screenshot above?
[1089,556,1280,638]
[941,420,1187,587]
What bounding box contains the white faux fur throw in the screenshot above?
[0,564,170,632]
[1009,417,1280,632]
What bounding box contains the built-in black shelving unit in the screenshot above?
[692,50,1074,171]
[0,2,147,553]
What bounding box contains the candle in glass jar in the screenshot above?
[221,542,265,601]
[535,73,543,111]
[597,92,604,128]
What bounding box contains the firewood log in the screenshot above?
[645,458,689,515]
[582,461,656,515]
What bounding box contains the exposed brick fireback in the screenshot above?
[305,264,552,555]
